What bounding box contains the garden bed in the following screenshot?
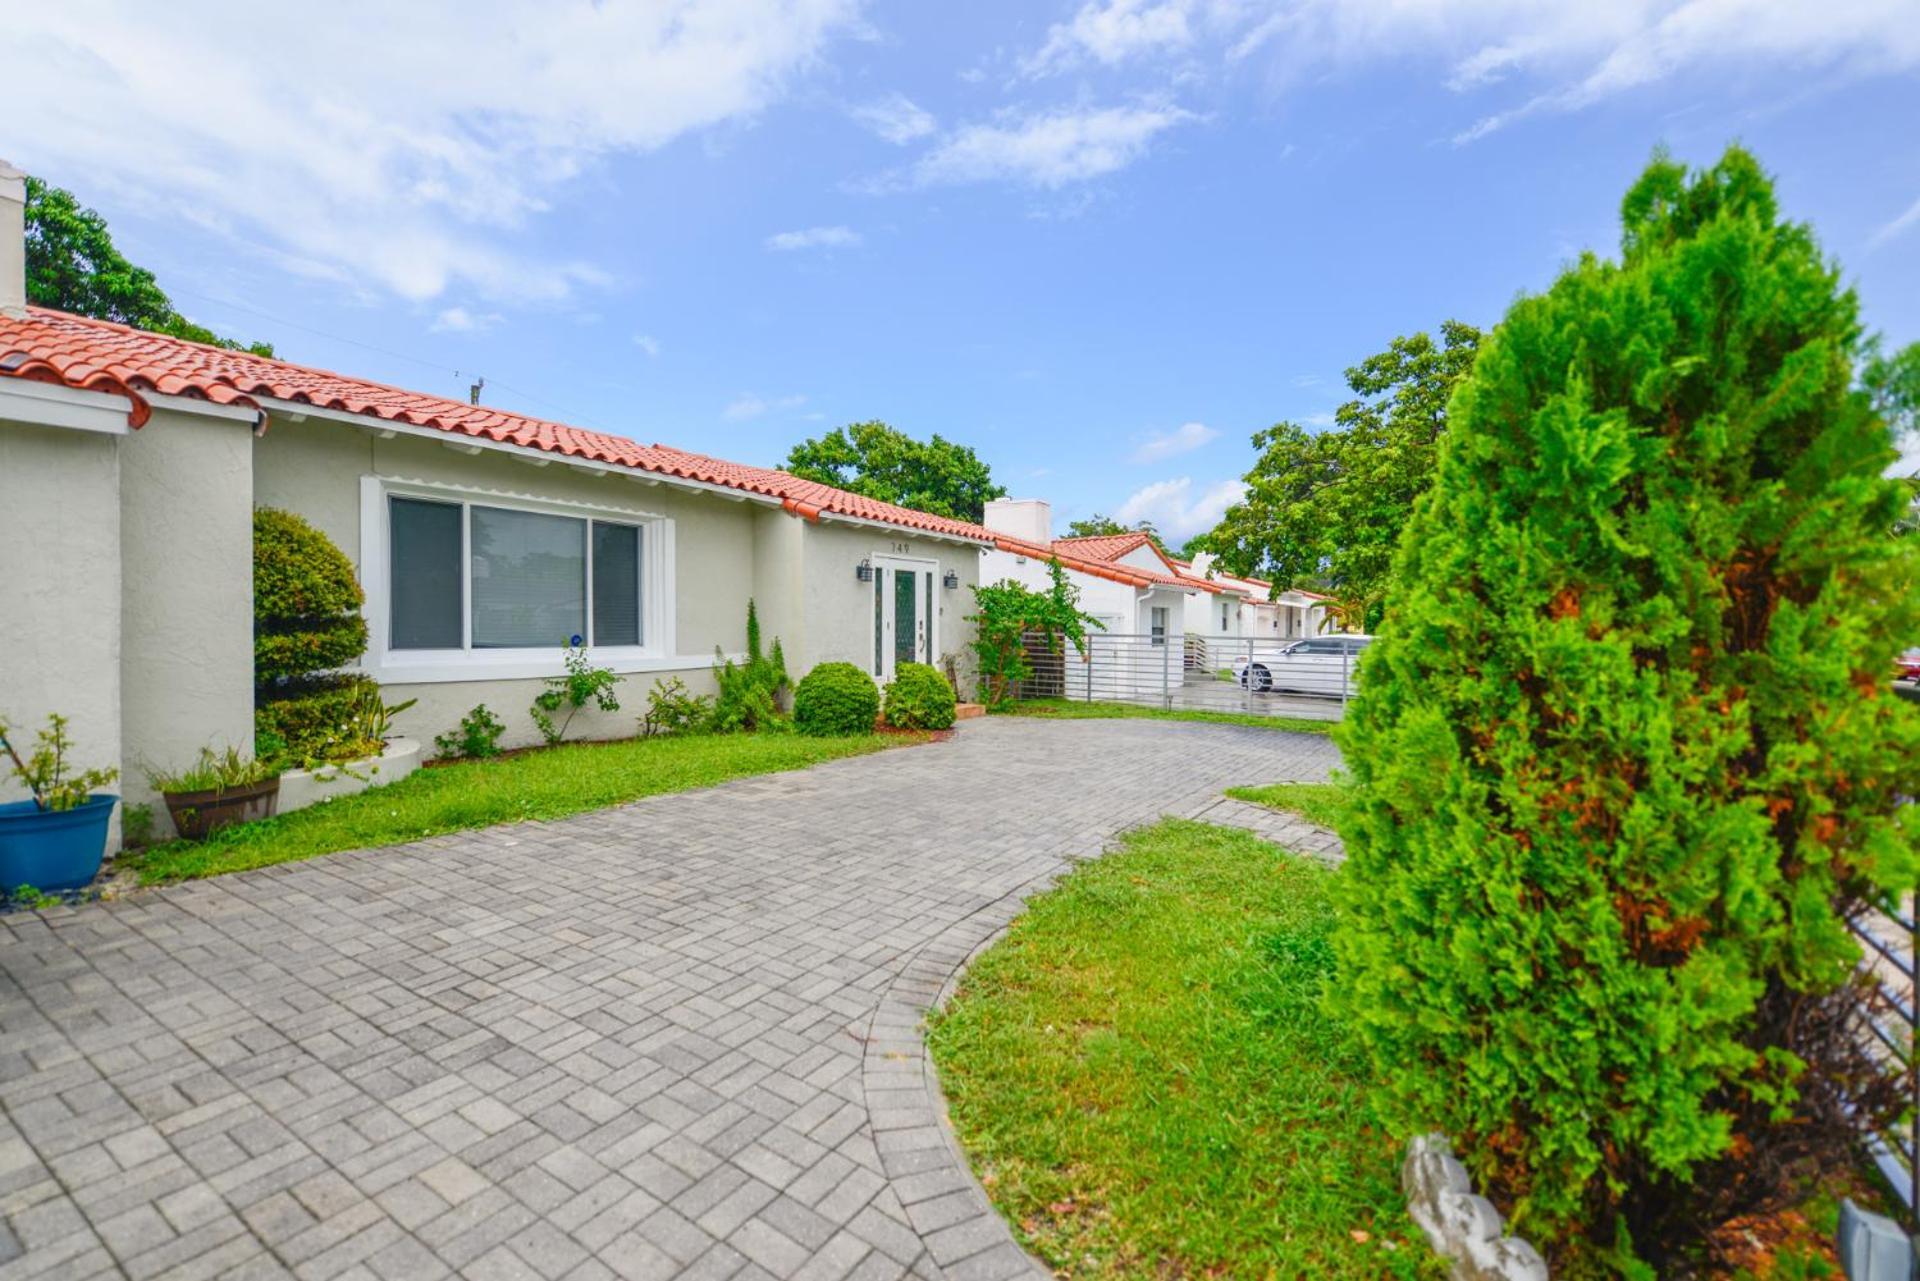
[929,818,1437,1278]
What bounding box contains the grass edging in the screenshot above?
[927,818,1437,1278]
[1224,780,1350,830]
[993,698,1335,735]
[120,730,922,887]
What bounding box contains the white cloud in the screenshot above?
[723,391,807,421]
[764,225,863,251]
[851,92,936,144]
[1114,476,1247,541]
[908,102,1197,190]
[1028,2,1920,145]
[633,333,661,358]
[1871,192,1920,248]
[1024,0,1196,76]
[1130,420,1218,464]
[430,306,503,333]
[1,2,861,302]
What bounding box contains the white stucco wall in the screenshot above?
[977,547,1138,635]
[252,419,768,751]
[0,420,122,810]
[798,520,979,685]
[118,406,259,821]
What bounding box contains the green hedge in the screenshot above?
[793,662,880,737]
[254,676,380,763]
[883,662,956,730]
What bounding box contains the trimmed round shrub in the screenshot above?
[883,663,956,730]
[253,675,380,763]
[1329,147,1920,1270]
[792,662,880,737]
[254,508,370,758]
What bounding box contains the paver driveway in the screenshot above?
[0,718,1340,1281]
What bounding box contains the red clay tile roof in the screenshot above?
[1048,530,1234,591]
[991,533,1225,593]
[1051,531,1153,562]
[0,307,992,542]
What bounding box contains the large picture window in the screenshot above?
[388,494,644,652]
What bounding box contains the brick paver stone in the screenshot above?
[0,718,1338,1279]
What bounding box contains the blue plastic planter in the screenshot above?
[0,794,117,893]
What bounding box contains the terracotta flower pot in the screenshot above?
[162,777,280,841]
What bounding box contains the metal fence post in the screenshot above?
[1162,636,1170,710]
[1342,645,1350,712]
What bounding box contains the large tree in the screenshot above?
[783,421,1004,522]
[1332,146,1920,1271]
[24,177,273,356]
[1206,320,1481,625]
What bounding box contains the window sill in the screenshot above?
[359,651,741,686]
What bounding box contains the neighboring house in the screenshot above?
[1179,553,1335,639]
[0,165,983,820]
[978,500,1234,642]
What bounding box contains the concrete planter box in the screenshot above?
[278,738,421,815]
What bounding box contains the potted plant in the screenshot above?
[148,746,283,840]
[0,713,119,893]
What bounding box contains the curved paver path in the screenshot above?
[0,717,1339,1281]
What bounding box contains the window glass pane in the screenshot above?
[389,497,462,649]
[591,522,642,646]
[470,506,585,648]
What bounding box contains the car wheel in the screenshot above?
[1248,663,1271,692]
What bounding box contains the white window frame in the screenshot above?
[358,475,681,684]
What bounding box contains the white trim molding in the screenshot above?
[0,379,134,435]
[356,473,700,686]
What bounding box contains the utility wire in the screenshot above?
[167,286,625,434]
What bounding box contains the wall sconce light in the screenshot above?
[856,558,874,583]
[943,570,959,590]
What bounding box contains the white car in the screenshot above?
[1234,635,1373,696]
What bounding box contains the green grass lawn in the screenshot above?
[1225,780,1350,829]
[122,731,912,886]
[929,818,1438,1279]
[994,698,1334,735]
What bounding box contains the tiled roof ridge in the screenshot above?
[0,307,994,543]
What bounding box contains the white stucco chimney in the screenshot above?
[0,159,24,316]
[982,498,1053,544]
[1188,550,1217,578]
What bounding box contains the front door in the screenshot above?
[873,557,936,681]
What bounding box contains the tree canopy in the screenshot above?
[1205,320,1481,628]
[23,176,273,357]
[1332,145,1920,1271]
[783,421,1004,522]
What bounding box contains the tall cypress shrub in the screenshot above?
[1332,147,1920,1272]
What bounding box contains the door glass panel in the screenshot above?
[894,570,918,670]
[873,573,884,675]
[924,574,934,663]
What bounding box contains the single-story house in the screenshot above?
[978,499,1238,643]
[0,164,986,828]
[1177,554,1334,639]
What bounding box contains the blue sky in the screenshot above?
[6,2,1918,539]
